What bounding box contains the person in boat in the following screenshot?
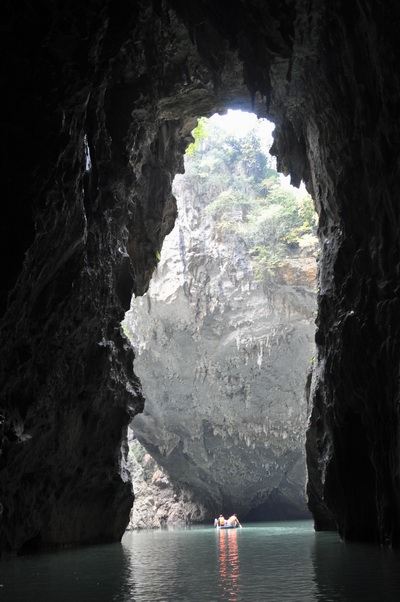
[217,514,226,527]
[227,513,241,527]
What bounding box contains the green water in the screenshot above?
[1,520,400,601]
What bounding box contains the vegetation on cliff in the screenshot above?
[184,112,317,285]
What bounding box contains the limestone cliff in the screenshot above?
[125,134,317,520]
[126,431,207,529]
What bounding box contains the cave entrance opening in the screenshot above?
[122,110,318,529]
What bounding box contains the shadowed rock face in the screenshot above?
[1,0,400,553]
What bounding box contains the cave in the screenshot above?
[1,0,400,554]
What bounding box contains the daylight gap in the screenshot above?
[122,110,318,529]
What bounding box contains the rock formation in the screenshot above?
[126,431,207,529]
[125,126,316,521]
[2,0,400,553]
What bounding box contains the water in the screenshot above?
[2,520,400,601]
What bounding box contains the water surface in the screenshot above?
[2,520,400,601]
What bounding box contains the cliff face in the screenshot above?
[126,150,317,520]
[126,432,207,529]
[2,0,400,553]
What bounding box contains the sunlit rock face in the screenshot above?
[2,0,400,553]
[126,431,207,528]
[125,169,316,521]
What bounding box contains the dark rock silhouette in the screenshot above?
[2,0,400,553]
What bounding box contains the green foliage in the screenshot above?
[183,113,317,284]
[186,117,210,156]
[205,189,250,225]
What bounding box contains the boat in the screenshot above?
[214,514,242,529]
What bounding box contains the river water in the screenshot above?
[2,520,400,601]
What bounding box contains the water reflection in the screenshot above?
[4,522,400,601]
[311,531,400,601]
[0,543,128,602]
[217,528,240,601]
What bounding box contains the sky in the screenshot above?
[210,110,306,196]
[209,109,275,155]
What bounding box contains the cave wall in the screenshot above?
[0,0,285,554]
[304,3,400,546]
[1,0,400,553]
